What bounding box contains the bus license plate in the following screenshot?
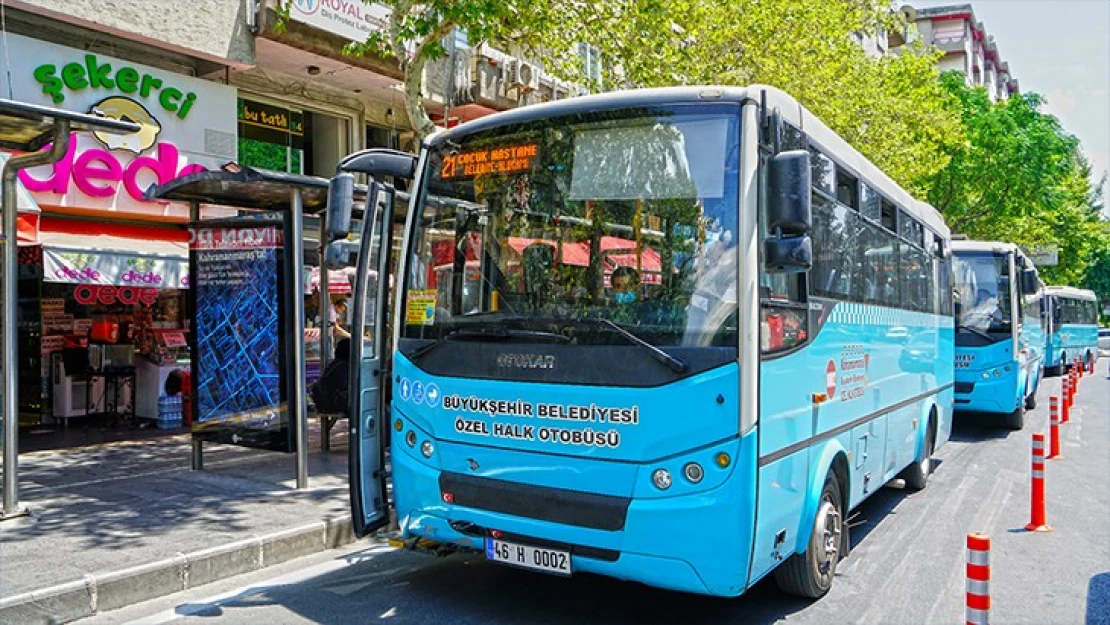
[485,539,571,576]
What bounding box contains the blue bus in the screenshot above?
[950,241,1045,429]
[1043,286,1100,375]
[326,85,954,599]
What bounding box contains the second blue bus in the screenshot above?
[951,241,1045,429]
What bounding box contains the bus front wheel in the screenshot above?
[774,475,844,599]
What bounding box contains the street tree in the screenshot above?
[924,71,1110,284]
[659,0,962,194]
[335,0,680,139]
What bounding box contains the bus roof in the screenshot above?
[1043,285,1098,301]
[951,240,1026,256]
[428,84,949,241]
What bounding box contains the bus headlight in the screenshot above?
[992,369,1002,378]
[420,440,434,458]
[683,462,704,484]
[405,430,417,447]
[651,468,672,490]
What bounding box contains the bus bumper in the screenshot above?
[390,437,754,597]
[954,365,1019,414]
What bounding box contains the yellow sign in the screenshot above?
[406,290,437,326]
[440,143,539,180]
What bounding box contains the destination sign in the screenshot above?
[440,143,539,179]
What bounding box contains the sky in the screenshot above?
[912,0,1110,214]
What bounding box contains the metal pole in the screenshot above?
[317,211,330,452]
[291,188,309,489]
[188,199,203,472]
[2,120,70,518]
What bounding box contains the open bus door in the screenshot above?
[325,149,416,538]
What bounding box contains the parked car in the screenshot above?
[1099,327,1110,355]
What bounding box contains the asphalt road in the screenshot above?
[81,370,1109,625]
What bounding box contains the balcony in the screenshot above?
[932,36,967,53]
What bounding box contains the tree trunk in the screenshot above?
[404,53,438,140]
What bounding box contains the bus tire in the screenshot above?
[1004,405,1024,431]
[774,475,843,599]
[1024,392,1037,410]
[902,416,935,491]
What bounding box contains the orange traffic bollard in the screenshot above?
[1024,432,1052,532]
[1047,397,1062,460]
[1062,376,1072,422]
[966,533,991,625]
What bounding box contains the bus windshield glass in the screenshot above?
[953,252,1011,334]
[402,105,740,358]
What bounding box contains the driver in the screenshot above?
[609,266,643,324]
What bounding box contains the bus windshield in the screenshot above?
[953,252,1011,334]
[401,105,741,362]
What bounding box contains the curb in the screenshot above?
[0,515,355,625]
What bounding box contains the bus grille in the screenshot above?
[954,381,975,394]
[439,472,631,531]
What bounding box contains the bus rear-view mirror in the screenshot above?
[1021,269,1038,294]
[326,173,354,241]
[338,148,417,180]
[764,235,812,273]
[767,150,812,235]
[323,239,350,270]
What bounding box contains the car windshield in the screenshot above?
[401,104,741,352]
[953,252,1011,333]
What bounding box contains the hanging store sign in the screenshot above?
[287,0,392,43]
[6,33,237,219]
[43,247,189,289]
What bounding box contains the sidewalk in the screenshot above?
[0,421,370,624]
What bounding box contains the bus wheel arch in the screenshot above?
[793,446,850,561]
[774,465,847,599]
[902,407,937,491]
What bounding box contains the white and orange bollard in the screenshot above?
[1047,397,1062,460]
[966,533,991,625]
[1062,376,1072,423]
[1024,432,1052,532]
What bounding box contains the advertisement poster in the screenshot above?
[189,218,292,451]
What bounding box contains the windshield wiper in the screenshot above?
[956,324,994,341]
[575,318,688,373]
[409,326,570,360]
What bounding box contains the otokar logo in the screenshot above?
[497,353,556,370]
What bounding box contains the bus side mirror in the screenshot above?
[767,150,812,235]
[338,148,417,180]
[326,173,355,241]
[1021,269,1038,295]
[764,235,812,273]
[324,239,350,270]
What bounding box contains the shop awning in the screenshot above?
[38,218,189,289]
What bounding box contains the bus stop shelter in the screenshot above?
[1,98,139,519]
[144,166,369,487]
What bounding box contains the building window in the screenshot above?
[238,98,304,174]
[578,43,602,87]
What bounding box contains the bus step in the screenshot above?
[384,533,459,557]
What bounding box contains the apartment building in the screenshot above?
[893,3,1019,102]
